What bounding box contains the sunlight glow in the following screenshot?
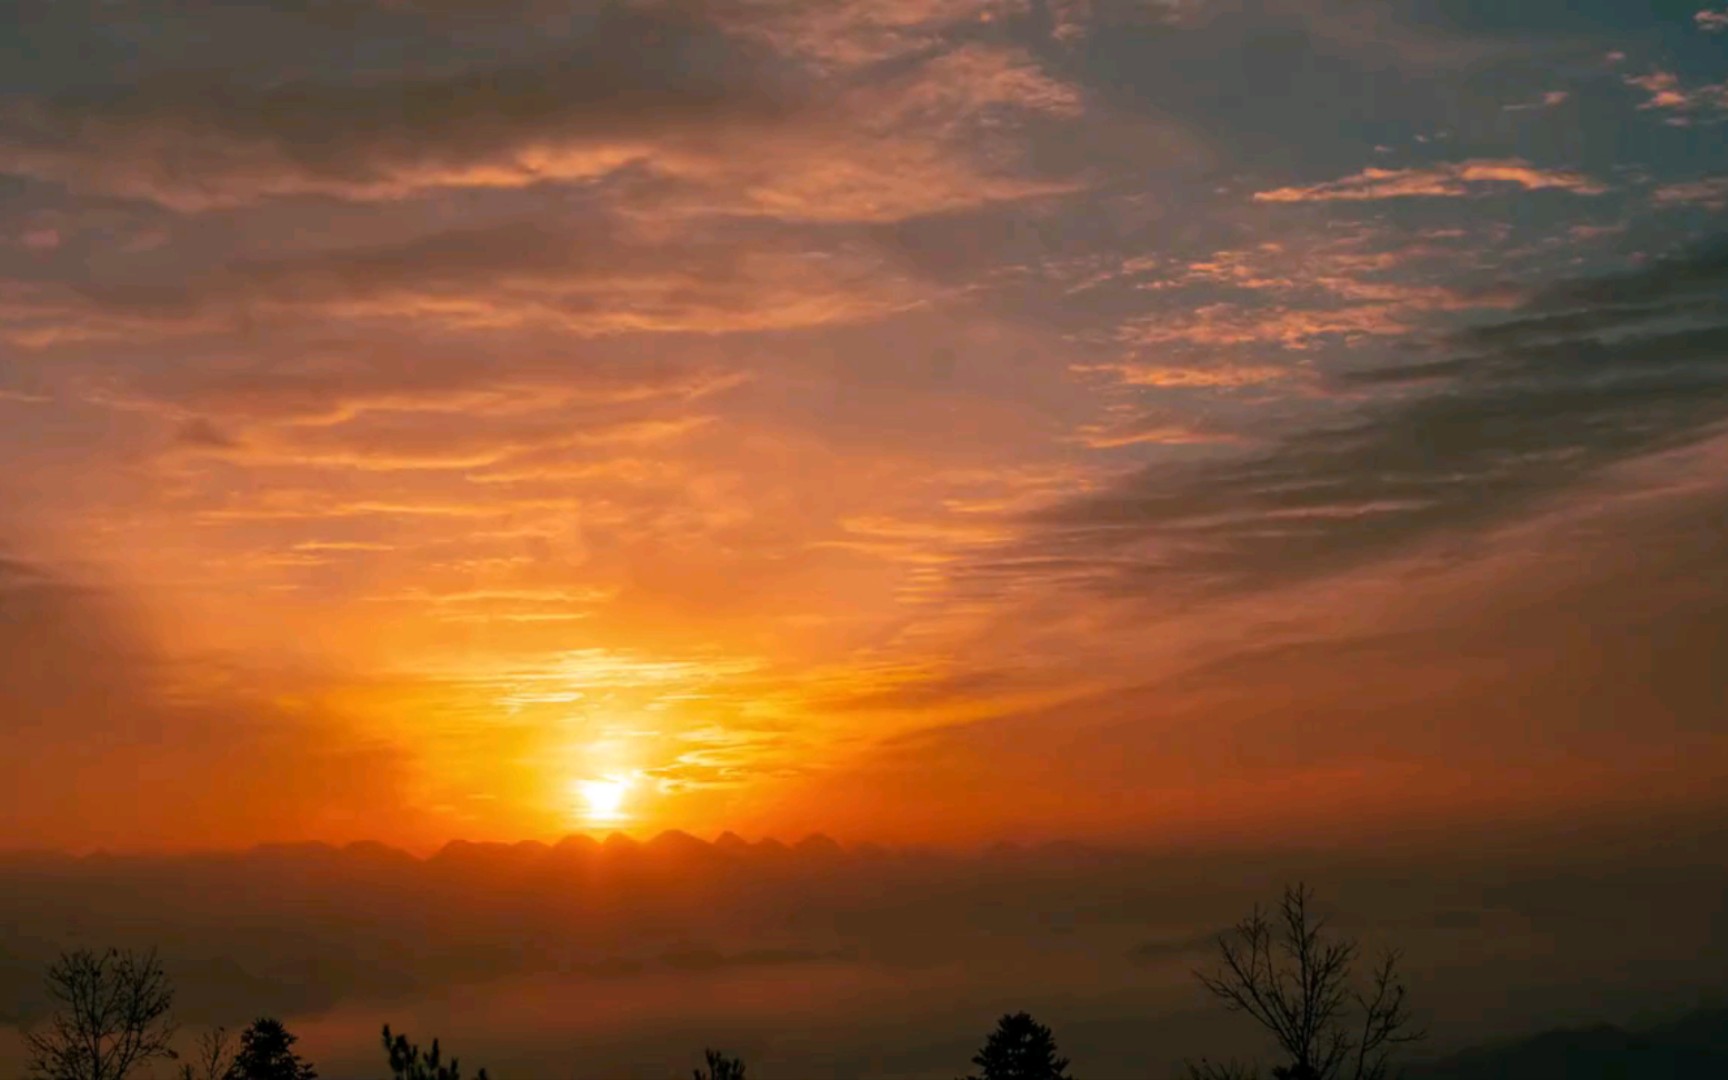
[574,776,635,824]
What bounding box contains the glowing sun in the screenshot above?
[574,776,634,824]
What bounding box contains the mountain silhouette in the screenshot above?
[1407,1009,1728,1079]
[794,834,844,859]
[646,829,713,860]
[553,834,601,858]
[713,831,751,854]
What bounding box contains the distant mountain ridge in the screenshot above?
[1407,1008,1728,1079]
[0,831,1122,869]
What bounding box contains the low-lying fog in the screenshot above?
[3,818,1725,1078]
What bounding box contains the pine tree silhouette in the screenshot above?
[964,1012,1074,1080]
[225,1018,316,1080]
[382,1025,490,1080]
[692,1048,747,1080]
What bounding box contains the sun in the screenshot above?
[574,776,634,824]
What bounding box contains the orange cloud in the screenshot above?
[1055,229,1515,457]
[1070,422,1247,449]
[172,414,715,474]
[722,0,1033,69]
[1123,303,1399,348]
[1624,70,1728,123]
[1252,160,1608,202]
[1071,362,1293,388]
[1089,228,1521,366]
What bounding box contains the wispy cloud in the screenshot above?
[50,221,932,339]
[0,8,1083,222]
[1503,90,1571,112]
[1253,160,1608,202]
[1070,362,1294,388]
[1656,176,1728,210]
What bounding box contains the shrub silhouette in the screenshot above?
[963,1012,1073,1080]
[693,1048,748,1080]
[382,1024,490,1080]
[1189,883,1422,1080]
[25,947,178,1080]
[225,1018,316,1080]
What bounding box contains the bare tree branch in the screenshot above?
[179,1027,235,1080]
[26,948,178,1080]
[1189,885,1422,1080]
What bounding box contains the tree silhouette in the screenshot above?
[382,1025,490,1080]
[180,1028,236,1080]
[693,1048,747,1080]
[225,1018,316,1080]
[1190,884,1422,1080]
[25,947,178,1080]
[964,1012,1073,1080]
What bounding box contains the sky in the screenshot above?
[2,0,1727,852]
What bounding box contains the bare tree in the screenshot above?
[1190,884,1421,1080]
[180,1028,236,1080]
[26,947,179,1080]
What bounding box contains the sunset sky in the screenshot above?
[3,0,1727,853]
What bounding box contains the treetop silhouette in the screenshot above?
[226,1017,317,1080]
[964,1011,1074,1080]
[382,1024,490,1080]
[693,1048,748,1080]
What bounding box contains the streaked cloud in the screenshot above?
[1070,362,1293,388]
[1656,176,1728,209]
[1023,235,1728,592]
[1253,160,1609,203]
[1503,90,1570,112]
[1070,420,1248,449]
[54,222,931,339]
[0,7,1084,222]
